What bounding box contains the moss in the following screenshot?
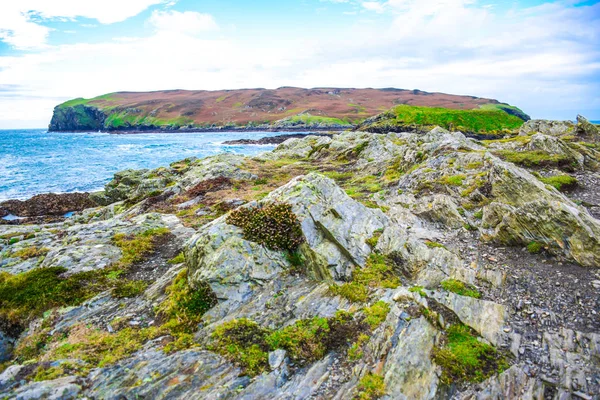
[12,246,49,260]
[439,174,466,186]
[363,301,390,329]
[112,227,170,267]
[496,150,573,169]
[168,252,185,264]
[227,203,304,252]
[158,269,217,338]
[211,318,271,376]
[538,174,578,191]
[111,280,148,298]
[354,373,386,400]
[330,254,400,303]
[527,241,544,254]
[474,210,484,220]
[433,324,508,384]
[365,229,383,249]
[266,316,330,363]
[409,286,427,297]
[348,333,370,361]
[441,279,481,299]
[31,365,68,382]
[425,241,446,249]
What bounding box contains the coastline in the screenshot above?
[48,126,352,135]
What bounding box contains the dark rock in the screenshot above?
[0,192,97,217]
[222,133,333,145]
[49,105,106,131]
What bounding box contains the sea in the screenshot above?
[0,129,300,202]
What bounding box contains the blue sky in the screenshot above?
[0,0,598,128]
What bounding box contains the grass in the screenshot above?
[281,115,350,127]
[363,301,390,329]
[365,229,383,249]
[433,324,508,384]
[527,241,544,254]
[425,241,446,249]
[362,105,525,134]
[538,174,578,191]
[441,279,481,299]
[354,373,386,400]
[112,227,170,267]
[439,174,467,186]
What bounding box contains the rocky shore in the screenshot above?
[0,115,599,399]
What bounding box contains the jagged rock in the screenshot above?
[576,115,600,142]
[432,291,507,345]
[383,317,440,400]
[519,119,575,137]
[179,154,257,189]
[526,133,584,168]
[267,173,388,279]
[7,376,82,400]
[0,331,13,363]
[411,194,467,229]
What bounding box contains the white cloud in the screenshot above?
[0,0,598,128]
[148,10,218,35]
[361,1,386,13]
[0,0,168,49]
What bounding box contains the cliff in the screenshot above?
[48,87,530,132]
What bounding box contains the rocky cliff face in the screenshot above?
[49,104,107,131]
[1,119,599,399]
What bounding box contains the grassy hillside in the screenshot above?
[359,105,526,135]
[49,88,528,132]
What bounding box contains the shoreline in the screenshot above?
[48,127,352,135]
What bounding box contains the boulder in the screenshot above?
[576,114,600,142]
[519,119,575,137]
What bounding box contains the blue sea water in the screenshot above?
[0,129,298,202]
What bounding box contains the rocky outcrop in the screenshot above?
[0,192,97,218]
[49,104,106,131]
[1,120,599,399]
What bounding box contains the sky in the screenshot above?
[0,0,598,128]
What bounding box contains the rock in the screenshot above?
[223,133,332,145]
[0,193,97,218]
[519,119,575,137]
[576,115,600,142]
[268,349,287,370]
[8,376,82,400]
[526,133,584,168]
[411,194,466,229]
[0,331,14,363]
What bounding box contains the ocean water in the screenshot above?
[0,129,297,202]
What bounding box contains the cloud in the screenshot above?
[361,2,386,13]
[0,0,168,49]
[148,10,218,35]
[0,0,599,127]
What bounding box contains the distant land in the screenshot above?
[48,87,530,133]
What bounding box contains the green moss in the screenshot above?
[363,301,390,329]
[266,316,330,363]
[348,333,369,361]
[527,241,544,254]
[226,203,304,252]
[111,280,148,298]
[474,210,484,220]
[439,174,466,186]
[441,279,481,299]
[354,373,386,400]
[112,227,170,267]
[496,150,573,169]
[12,246,49,260]
[366,229,383,249]
[425,241,446,249]
[538,174,578,191]
[211,318,271,376]
[330,254,400,303]
[168,252,185,264]
[433,324,508,384]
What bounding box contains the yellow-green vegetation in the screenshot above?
[330,254,400,303]
[210,318,271,376]
[354,373,386,400]
[366,229,383,249]
[12,246,49,260]
[168,252,185,264]
[409,286,427,297]
[425,241,446,249]
[158,269,217,352]
[283,115,350,126]
[495,150,573,169]
[112,227,170,266]
[439,174,466,186]
[362,105,525,134]
[433,324,508,384]
[226,203,304,252]
[348,333,370,361]
[538,174,578,191]
[111,280,148,299]
[526,241,544,254]
[211,312,363,376]
[441,279,481,299]
[363,301,390,329]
